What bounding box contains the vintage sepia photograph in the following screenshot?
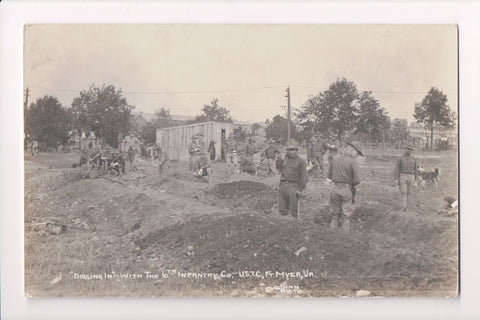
[23,24,458,298]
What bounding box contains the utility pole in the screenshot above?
[24,87,30,109]
[285,86,291,143]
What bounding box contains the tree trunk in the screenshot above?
[430,124,434,151]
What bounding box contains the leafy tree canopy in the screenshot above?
[71,84,134,148]
[193,98,233,123]
[266,115,296,144]
[26,96,72,148]
[414,87,456,150]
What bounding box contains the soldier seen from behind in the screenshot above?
[327,141,363,234]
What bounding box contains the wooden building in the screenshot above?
[156,121,235,161]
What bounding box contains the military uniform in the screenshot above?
[263,142,281,175]
[327,141,363,233]
[245,140,257,161]
[188,137,201,171]
[226,138,238,165]
[395,146,418,210]
[278,144,308,218]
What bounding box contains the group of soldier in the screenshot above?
[77,131,165,175]
[273,138,361,234]
[275,136,421,234]
[75,129,420,228]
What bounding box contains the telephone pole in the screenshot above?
[24,87,30,109]
[285,86,291,143]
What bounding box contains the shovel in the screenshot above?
[296,192,301,220]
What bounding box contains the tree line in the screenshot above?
[25,78,456,151]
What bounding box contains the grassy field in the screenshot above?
[24,147,458,297]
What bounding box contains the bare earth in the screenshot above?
[24,148,458,297]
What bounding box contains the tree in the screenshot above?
[139,122,157,145]
[355,91,391,142]
[71,84,134,148]
[266,115,296,144]
[25,96,72,149]
[296,78,359,142]
[154,107,172,128]
[193,98,233,123]
[388,118,409,147]
[414,87,456,150]
[296,93,333,137]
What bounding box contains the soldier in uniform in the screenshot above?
[188,135,201,172]
[311,136,327,178]
[245,137,257,161]
[152,143,169,175]
[395,145,418,211]
[262,138,281,175]
[225,135,238,166]
[122,131,141,172]
[327,141,363,234]
[276,142,308,218]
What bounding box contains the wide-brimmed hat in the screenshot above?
[404,144,414,151]
[191,135,198,140]
[347,141,364,156]
[286,142,298,150]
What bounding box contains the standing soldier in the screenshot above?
[311,135,327,178]
[152,143,169,175]
[188,135,201,172]
[276,142,308,219]
[395,145,418,211]
[245,137,257,161]
[262,138,281,175]
[122,131,141,172]
[225,135,238,167]
[327,141,363,234]
[197,133,206,153]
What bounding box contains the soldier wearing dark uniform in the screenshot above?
[395,145,418,211]
[327,141,363,234]
[276,142,308,218]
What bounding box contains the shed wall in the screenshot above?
[156,122,234,161]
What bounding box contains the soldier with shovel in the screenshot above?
[276,142,308,219]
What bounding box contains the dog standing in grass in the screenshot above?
[417,165,441,190]
[395,145,418,211]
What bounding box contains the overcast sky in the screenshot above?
[24,24,457,124]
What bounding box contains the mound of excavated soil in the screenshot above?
[208,181,278,214]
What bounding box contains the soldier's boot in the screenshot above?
[401,194,408,211]
[342,219,351,234]
[330,217,339,229]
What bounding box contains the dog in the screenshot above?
[109,153,125,176]
[417,165,440,190]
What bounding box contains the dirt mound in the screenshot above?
[135,213,374,277]
[213,181,270,198]
[208,181,278,214]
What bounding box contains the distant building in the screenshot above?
[131,112,195,131]
[409,123,458,148]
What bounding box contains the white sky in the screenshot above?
[24,24,458,124]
